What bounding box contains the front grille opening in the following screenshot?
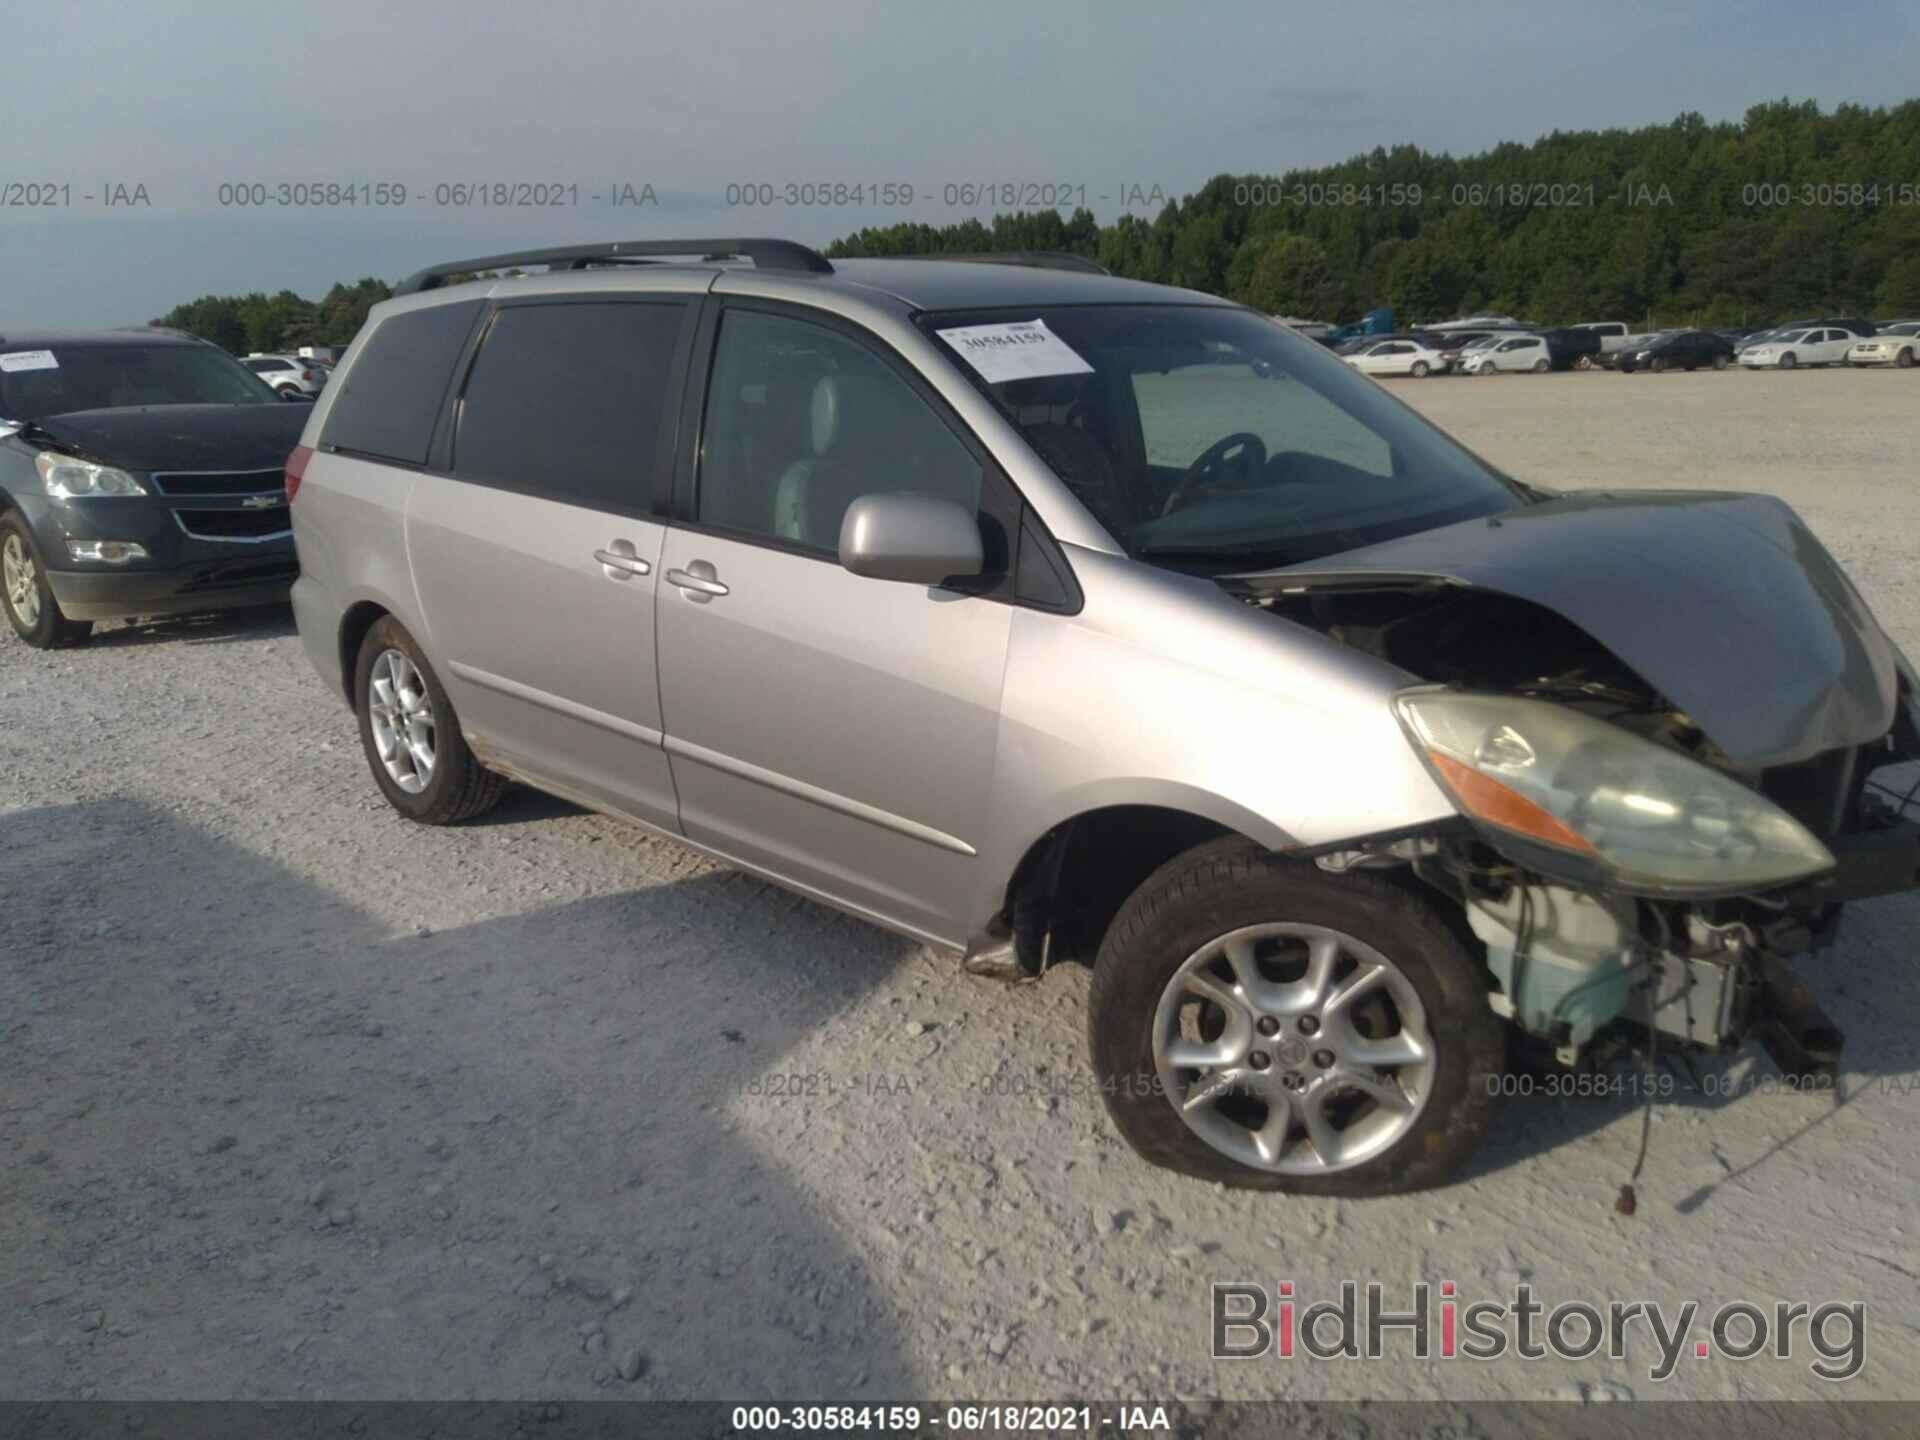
[175,507,291,541]
[151,469,286,498]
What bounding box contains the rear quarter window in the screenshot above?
[319,300,483,465]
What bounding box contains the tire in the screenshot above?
[1087,837,1503,1195]
[353,615,506,824]
[1779,352,1796,370]
[1712,355,1729,370]
[1409,361,1429,378]
[1530,358,1550,373]
[1899,348,1914,369]
[1650,358,1667,373]
[1,514,93,649]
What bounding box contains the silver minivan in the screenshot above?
[290,239,1920,1195]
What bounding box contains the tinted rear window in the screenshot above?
[451,300,687,511]
[320,300,482,464]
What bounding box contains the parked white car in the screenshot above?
[243,353,328,397]
[1738,328,1856,369]
[1461,334,1550,374]
[1343,337,1449,378]
[1848,321,1920,369]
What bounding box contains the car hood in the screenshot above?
[22,404,307,473]
[1223,490,1902,769]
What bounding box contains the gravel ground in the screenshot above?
[3,367,1918,1404]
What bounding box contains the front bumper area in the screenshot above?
[19,484,296,622]
[47,554,295,620]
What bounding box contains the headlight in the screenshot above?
[1395,690,1834,896]
[37,451,146,498]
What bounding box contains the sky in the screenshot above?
[4,0,1917,328]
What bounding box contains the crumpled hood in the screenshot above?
[25,404,307,473]
[1226,490,1901,769]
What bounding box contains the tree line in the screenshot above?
[153,100,1920,351]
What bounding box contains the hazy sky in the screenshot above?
[5,0,1916,328]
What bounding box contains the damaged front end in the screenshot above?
[1225,491,1920,1078]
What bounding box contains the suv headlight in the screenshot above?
[37,451,147,498]
[1395,690,1834,896]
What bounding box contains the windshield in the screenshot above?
[923,304,1522,572]
[0,343,277,419]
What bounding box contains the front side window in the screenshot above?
[0,343,277,419]
[697,309,982,553]
[922,304,1519,574]
[451,300,686,510]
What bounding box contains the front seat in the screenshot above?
[773,374,898,549]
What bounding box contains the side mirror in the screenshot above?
[838,493,984,586]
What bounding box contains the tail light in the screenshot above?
[285,444,313,503]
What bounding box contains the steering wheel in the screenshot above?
[1161,433,1268,517]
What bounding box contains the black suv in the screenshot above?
[0,329,307,647]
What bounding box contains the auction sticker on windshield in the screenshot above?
[0,350,59,372]
[937,319,1093,383]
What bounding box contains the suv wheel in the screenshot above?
[1088,838,1501,1194]
[1,516,93,649]
[354,616,506,824]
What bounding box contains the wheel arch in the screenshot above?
[976,793,1293,973]
[337,599,392,705]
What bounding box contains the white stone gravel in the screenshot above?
[2,366,1917,1402]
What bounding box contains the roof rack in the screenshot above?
[393,238,834,295]
[877,250,1110,277]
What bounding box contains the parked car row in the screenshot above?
[1337,313,1919,378]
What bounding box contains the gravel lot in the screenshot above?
[4,367,1918,1405]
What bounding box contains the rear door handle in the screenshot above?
[594,541,652,580]
[666,563,728,602]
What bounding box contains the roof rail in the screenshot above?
[877,250,1110,277]
[393,238,834,295]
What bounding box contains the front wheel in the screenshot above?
[1087,838,1502,1194]
[354,616,507,824]
[1898,348,1914,369]
[1779,352,1796,370]
[1,515,93,649]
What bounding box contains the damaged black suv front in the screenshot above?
[1228,489,1920,1084]
[0,329,306,648]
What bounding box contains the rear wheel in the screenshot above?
[1712,354,1729,370]
[354,616,506,824]
[1530,358,1550,373]
[1088,838,1502,1194]
[1,516,93,650]
[1409,361,1429,378]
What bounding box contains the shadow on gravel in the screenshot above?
[0,798,921,1400]
[88,603,296,650]
[1461,888,1920,1198]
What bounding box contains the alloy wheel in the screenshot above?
[1150,923,1436,1174]
[368,648,437,793]
[3,533,41,630]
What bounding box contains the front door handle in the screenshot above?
[594,541,652,580]
[666,562,729,602]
